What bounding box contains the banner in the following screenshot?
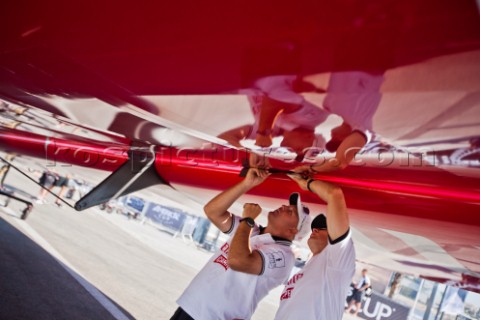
[354,291,411,320]
[144,203,187,232]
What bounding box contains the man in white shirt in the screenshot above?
[171,168,311,320]
[274,173,356,320]
[345,268,371,317]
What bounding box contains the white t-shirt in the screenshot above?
[250,75,329,132]
[323,71,384,133]
[356,275,371,289]
[177,215,295,320]
[274,230,356,320]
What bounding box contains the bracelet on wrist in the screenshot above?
[307,179,316,192]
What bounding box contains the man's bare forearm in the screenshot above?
[204,168,269,233]
[228,202,263,274]
[228,223,262,274]
[308,179,349,241]
[310,157,346,173]
[204,180,250,217]
[203,180,252,231]
[307,179,339,203]
[229,223,253,264]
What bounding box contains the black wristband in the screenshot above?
[239,217,255,228]
[307,179,316,192]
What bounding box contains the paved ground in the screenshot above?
[0,168,273,320]
[0,168,358,319]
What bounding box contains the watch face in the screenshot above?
[241,218,255,228]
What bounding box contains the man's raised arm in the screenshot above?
[204,168,269,233]
[289,174,349,242]
[296,130,367,174]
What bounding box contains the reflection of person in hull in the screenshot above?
[426,137,480,167]
[274,172,356,320]
[297,71,384,173]
[220,71,384,169]
[219,76,327,162]
[171,168,311,320]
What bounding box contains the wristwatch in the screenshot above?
[239,217,255,228]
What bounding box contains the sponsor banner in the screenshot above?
[347,288,410,320]
[145,203,187,231]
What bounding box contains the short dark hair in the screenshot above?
[311,214,327,230]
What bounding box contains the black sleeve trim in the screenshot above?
[223,216,236,235]
[328,228,350,245]
[256,250,266,276]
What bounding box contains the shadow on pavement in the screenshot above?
[0,216,135,320]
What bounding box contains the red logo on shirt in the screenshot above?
[280,287,293,300]
[221,243,230,254]
[214,254,229,271]
[286,273,303,286]
[281,273,304,301]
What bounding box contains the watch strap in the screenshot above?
[239,217,255,228]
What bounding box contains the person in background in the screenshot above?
[345,268,371,317]
[53,174,71,207]
[36,170,58,204]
